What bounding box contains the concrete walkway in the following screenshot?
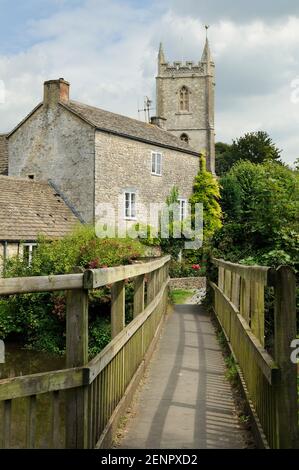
[117,305,248,449]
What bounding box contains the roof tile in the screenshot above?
[0,176,79,241]
[63,100,198,155]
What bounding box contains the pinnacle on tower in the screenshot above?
[158,42,166,64]
[201,37,212,63]
[201,25,212,63]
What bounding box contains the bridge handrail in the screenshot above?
[210,257,298,449]
[0,255,171,296]
[0,255,171,449]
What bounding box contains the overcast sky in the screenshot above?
[0,0,299,164]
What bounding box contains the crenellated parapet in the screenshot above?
[158,59,214,78]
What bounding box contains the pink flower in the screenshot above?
[192,264,201,271]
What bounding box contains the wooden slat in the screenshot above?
[51,391,60,449]
[218,267,224,291]
[147,272,155,305]
[84,256,171,289]
[0,274,83,296]
[3,399,11,449]
[0,368,86,401]
[250,279,265,346]
[111,281,125,338]
[240,277,250,323]
[231,273,240,310]
[223,269,232,300]
[133,275,145,318]
[26,395,36,449]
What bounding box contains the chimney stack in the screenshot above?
[150,116,167,130]
[43,78,70,106]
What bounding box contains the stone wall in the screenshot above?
[94,131,200,229]
[169,277,206,290]
[8,105,95,223]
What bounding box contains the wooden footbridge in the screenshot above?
[0,256,298,449]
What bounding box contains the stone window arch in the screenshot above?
[180,133,189,144]
[179,86,189,112]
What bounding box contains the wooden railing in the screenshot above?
[0,255,171,449]
[210,258,298,449]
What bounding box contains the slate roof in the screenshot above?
[62,100,198,155]
[0,135,8,175]
[0,176,80,241]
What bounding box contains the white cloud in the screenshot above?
[0,1,299,164]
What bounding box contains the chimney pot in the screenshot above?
[150,116,167,130]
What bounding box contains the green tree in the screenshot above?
[215,142,234,176]
[189,155,222,241]
[215,131,282,176]
[213,160,299,266]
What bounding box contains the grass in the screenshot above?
[170,289,194,305]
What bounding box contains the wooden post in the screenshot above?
[274,266,298,449]
[134,275,145,318]
[66,287,89,449]
[111,280,125,338]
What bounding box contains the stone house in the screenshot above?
[0,38,215,233]
[0,176,79,273]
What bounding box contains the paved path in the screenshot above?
[117,305,248,449]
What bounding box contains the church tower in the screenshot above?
[156,37,215,173]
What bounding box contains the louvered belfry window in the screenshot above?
[179,86,189,112]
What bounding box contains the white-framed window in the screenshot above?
[151,151,162,176]
[178,198,188,221]
[23,243,37,267]
[124,191,136,219]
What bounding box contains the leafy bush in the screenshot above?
[189,155,222,241]
[169,260,205,278]
[0,226,144,356]
[213,161,299,269]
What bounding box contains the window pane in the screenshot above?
[157,154,161,174]
[23,246,30,265]
[125,192,136,218]
[179,199,187,221]
[152,153,156,173]
[131,193,136,218]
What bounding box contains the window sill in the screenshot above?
[151,172,162,177]
[124,217,137,221]
[175,112,192,116]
